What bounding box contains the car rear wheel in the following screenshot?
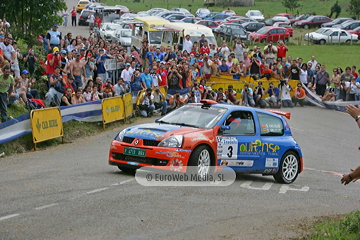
[118,166,136,174]
[273,151,299,184]
[346,39,351,43]
[188,145,213,178]
[304,24,309,29]
[319,39,326,45]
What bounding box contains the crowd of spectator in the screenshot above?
[1,19,360,122]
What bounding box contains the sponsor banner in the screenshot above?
[102,96,125,128]
[30,107,63,147]
[104,59,124,71]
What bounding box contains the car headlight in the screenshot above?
[115,129,127,141]
[158,135,183,148]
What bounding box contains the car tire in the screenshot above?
[273,151,299,184]
[319,39,326,45]
[118,166,136,174]
[346,40,351,43]
[187,145,213,178]
[304,24,309,29]
[260,38,266,43]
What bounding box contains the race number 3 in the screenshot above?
[217,137,238,160]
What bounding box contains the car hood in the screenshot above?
[123,123,205,141]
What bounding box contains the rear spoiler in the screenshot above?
[264,109,291,119]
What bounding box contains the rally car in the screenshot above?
[109,100,303,184]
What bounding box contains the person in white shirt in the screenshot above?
[121,63,133,84]
[280,79,293,108]
[62,10,69,27]
[150,65,161,87]
[183,34,193,54]
[307,56,317,71]
[88,12,95,31]
[139,88,155,117]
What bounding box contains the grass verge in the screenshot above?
[0,117,138,156]
[294,211,360,240]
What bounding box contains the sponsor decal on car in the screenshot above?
[219,159,254,167]
[265,158,278,167]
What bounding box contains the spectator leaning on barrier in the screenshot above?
[280,79,293,108]
[139,88,155,117]
[72,89,85,104]
[152,87,167,116]
[0,65,14,122]
[61,87,73,106]
[114,78,127,96]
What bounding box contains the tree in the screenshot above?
[281,0,301,14]
[348,0,360,19]
[0,0,66,42]
[329,1,341,18]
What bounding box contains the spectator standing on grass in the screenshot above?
[263,40,277,65]
[314,65,330,97]
[71,7,77,27]
[0,65,14,123]
[23,45,38,75]
[233,38,245,63]
[331,68,341,100]
[276,41,288,61]
[46,24,61,50]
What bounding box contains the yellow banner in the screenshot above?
[30,107,63,147]
[123,93,133,118]
[102,96,125,128]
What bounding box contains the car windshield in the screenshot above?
[199,9,210,14]
[256,28,269,34]
[148,31,162,44]
[206,12,218,18]
[121,31,131,37]
[233,29,245,35]
[158,105,227,129]
[250,11,262,16]
[306,16,314,21]
[106,24,117,31]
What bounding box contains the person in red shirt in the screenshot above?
[71,7,77,27]
[156,62,168,86]
[199,40,210,54]
[276,41,288,61]
[101,79,116,97]
[260,64,272,79]
[63,75,75,94]
[46,46,62,88]
[94,15,102,28]
[351,66,358,79]
[292,83,306,106]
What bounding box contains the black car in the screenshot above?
[241,22,265,32]
[321,18,353,27]
[218,26,247,41]
[78,9,95,26]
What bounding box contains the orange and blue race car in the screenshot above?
[109,100,303,183]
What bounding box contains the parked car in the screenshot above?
[291,14,312,25]
[321,18,353,27]
[293,15,332,29]
[205,13,231,22]
[347,26,360,40]
[196,8,211,18]
[264,16,290,26]
[170,8,193,16]
[115,5,130,15]
[157,11,180,19]
[222,10,236,16]
[245,10,264,22]
[237,17,258,23]
[219,26,247,41]
[275,13,296,23]
[196,20,219,29]
[333,20,360,30]
[222,16,245,23]
[120,13,137,21]
[213,23,244,35]
[304,27,333,41]
[248,26,290,43]
[99,23,119,41]
[76,0,89,13]
[112,20,133,29]
[181,17,202,23]
[311,28,358,44]
[225,19,246,25]
[146,8,167,16]
[78,9,95,26]
[111,29,132,46]
[273,22,293,37]
[241,22,265,32]
[85,2,106,10]
[165,14,187,22]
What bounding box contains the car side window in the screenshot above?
[340,31,347,36]
[257,113,284,136]
[223,111,255,136]
[331,31,339,36]
[269,30,276,34]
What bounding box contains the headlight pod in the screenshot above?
[115,129,127,141]
[158,135,183,148]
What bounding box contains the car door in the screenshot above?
[217,110,261,170]
[255,112,286,172]
[267,29,277,42]
[330,30,339,43]
[312,17,320,27]
[340,31,349,42]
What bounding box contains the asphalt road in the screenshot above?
[1,2,359,239]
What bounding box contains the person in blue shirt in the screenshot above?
[95,48,110,83]
[145,46,155,69]
[140,67,154,89]
[265,82,280,106]
[217,60,230,76]
[242,84,255,107]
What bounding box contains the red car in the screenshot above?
[348,27,360,40]
[222,10,236,16]
[196,20,219,29]
[275,13,296,24]
[248,26,290,43]
[273,22,293,37]
[293,15,332,29]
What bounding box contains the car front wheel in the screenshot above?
[319,39,326,45]
[273,151,299,184]
[188,145,213,178]
[304,24,310,29]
